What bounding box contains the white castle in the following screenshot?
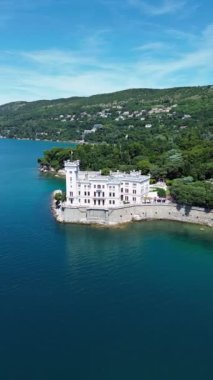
[53,161,213,227]
[64,160,150,208]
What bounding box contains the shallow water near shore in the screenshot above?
[0,139,213,380]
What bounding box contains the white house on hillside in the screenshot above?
[64,160,150,208]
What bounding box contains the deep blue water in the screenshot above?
[0,139,213,380]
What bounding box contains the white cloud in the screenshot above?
[21,50,95,67]
[202,24,213,46]
[134,42,168,51]
[128,0,186,16]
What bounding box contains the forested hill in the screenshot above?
[0,85,212,141]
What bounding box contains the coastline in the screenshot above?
[51,195,213,228]
[0,136,80,144]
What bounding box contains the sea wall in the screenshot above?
[108,204,213,226]
[53,201,213,227]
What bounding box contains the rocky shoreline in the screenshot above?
[40,166,66,177]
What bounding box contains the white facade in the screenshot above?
[64,160,150,209]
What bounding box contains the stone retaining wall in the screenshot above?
[54,201,213,227]
[108,204,213,226]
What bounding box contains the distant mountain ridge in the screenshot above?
[1,85,212,109]
[0,85,212,141]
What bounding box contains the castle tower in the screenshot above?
[64,160,80,205]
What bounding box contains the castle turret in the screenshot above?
[64,160,80,205]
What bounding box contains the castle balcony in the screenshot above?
[93,191,106,198]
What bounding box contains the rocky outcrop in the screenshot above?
[40,166,65,177]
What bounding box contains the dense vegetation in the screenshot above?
[1,85,212,208]
[38,142,213,182]
[170,180,213,208]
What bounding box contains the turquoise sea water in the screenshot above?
[0,139,213,380]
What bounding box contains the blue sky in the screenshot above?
[0,0,212,103]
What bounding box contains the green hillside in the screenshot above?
[0,86,212,141]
